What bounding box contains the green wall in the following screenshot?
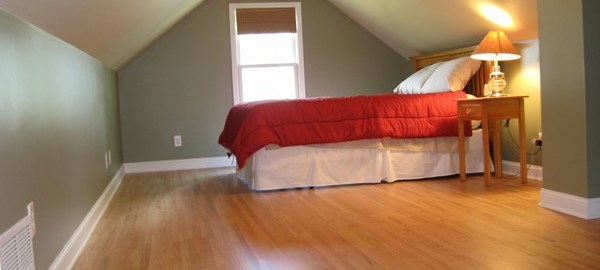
[538,0,598,198]
[0,9,122,269]
[582,0,600,197]
[118,0,411,162]
[502,40,543,166]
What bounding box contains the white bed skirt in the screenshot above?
[237,129,488,190]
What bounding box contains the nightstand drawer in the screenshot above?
[459,104,482,118]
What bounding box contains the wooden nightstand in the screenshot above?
[457,95,528,186]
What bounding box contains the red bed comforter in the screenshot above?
[219,91,471,168]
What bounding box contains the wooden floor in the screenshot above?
[73,168,600,270]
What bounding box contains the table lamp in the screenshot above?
[471,30,521,96]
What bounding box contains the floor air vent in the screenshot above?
[0,215,35,270]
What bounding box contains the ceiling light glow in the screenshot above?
[479,3,514,28]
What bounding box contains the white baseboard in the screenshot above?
[540,188,600,219]
[502,160,543,181]
[49,165,126,270]
[124,156,236,174]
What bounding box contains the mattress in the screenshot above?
[237,129,488,190]
[219,91,471,168]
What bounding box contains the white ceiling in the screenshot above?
[327,0,538,57]
[0,0,206,69]
[0,0,538,70]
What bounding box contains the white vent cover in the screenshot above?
[0,215,35,270]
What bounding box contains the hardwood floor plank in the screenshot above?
[73,168,600,270]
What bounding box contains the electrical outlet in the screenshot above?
[108,150,112,165]
[174,135,182,147]
[531,132,542,147]
[104,152,109,168]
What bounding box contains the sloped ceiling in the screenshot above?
[327,0,538,57]
[0,0,205,69]
[0,0,538,70]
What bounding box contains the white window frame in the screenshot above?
[229,2,306,105]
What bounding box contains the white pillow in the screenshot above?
[393,62,442,94]
[421,57,481,93]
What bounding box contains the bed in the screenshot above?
[220,46,491,190]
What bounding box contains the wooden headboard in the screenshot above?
[409,46,490,97]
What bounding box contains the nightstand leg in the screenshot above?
[482,115,491,187]
[519,101,528,184]
[493,120,503,177]
[458,118,466,181]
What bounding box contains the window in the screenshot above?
[229,3,305,104]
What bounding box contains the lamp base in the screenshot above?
[488,91,507,97]
[488,64,507,97]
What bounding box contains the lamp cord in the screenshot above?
[502,119,542,178]
[505,119,542,156]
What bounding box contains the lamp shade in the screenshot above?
[471,30,521,61]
